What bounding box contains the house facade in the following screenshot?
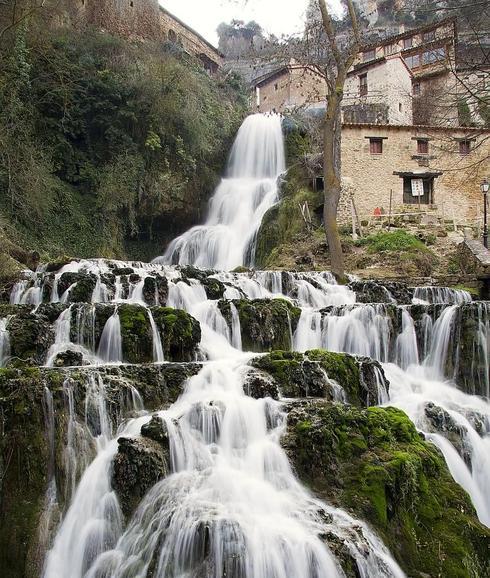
[253,64,328,114]
[338,123,489,223]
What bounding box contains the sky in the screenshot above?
[160,1,343,47]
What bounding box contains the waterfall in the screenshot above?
[97,310,123,363]
[148,310,165,363]
[0,317,11,367]
[413,286,472,305]
[156,113,286,270]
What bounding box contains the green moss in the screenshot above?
[227,299,301,352]
[285,401,490,577]
[151,306,200,362]
[356,230,429,254]
[117,304,152,364]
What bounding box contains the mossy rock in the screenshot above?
[151,306,200,362]
[118,304,153,364]
[252,350,383,406]
[4,310,53,365]
[220,298,301,352]
[0,368,49,577]
[283,401,490,578]
[58,272,97,303]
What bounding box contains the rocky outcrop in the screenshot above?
[0,362,200,576]
[251,350,386,406]
[283,400,490,578]
[219,298,301,352]
[112,421,170,518]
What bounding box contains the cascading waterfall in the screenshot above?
[0,316,11,367]
[97,310,123,363]
[155,113,286,270]
[6,235,487,571]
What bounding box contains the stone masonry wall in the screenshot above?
[256,66,328,114]
[64,1,222,69]
[340,124,489,224]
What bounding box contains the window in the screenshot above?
[130,1,134,6]
[422,30,436,42]
[459,140,471,155]
[399,103,403,113]
[369,138,383,154]
[274,83,278,91]
[384,44,396,56]
[422,47,446,65]
[413,82,421,96]
[404,54,420,69]
[417,139,429,154]
[403,177,433,204]
[403,37,413,49]
[363,49,376,62]
[359,73,368,96]
[168,29,177,43]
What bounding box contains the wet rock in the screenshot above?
[220,298,301,352]
[283,400,490,578]
[349,280,413,305]
[112,266,134,277]
[244,368,279,399]
[142,275,168,306]
[112,436,170,518]
[52,350,83,367]
[141,415,168,444]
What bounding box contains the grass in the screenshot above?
[356,230,429,254]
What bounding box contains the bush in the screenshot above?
[356,230,429,254]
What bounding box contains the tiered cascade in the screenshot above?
[1,114,489,577]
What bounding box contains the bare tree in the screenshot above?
[317,0,361,280]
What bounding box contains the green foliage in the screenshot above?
[0,25,246,260]
[287,401,490,578]
[356,230,429,254]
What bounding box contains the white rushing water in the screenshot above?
[8,108,483,577]
[0,316,11,367]
[155,113,286,270]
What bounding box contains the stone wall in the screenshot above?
[256,66,328,113]
[339,123,489,223]
[159,7,223,71]
[63,1,222,70]
[344,57,413,125]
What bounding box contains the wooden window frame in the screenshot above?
[369,138,383,155]
[459,140,471,155]
[417,139,429,154]
[359,73,368,96]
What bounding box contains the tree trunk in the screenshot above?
[323,90,346,281]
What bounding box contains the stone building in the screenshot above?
[348,18,459,126]
[61,0,223,73]
[338,123,489,223]
[252,63,328,114]
[343,55,413,125]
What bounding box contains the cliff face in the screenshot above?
[0,21,246,263]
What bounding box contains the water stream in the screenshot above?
[5,113,486,576]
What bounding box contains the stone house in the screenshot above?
[252,63,328,114]
[338,123,490,224]
[61,0,223,73]
[343,55,413,125]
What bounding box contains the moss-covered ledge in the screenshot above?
[282,400,490,578]
[219,298,301,352]
[251,350,385,406]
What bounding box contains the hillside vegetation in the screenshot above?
[0,23,247,264]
